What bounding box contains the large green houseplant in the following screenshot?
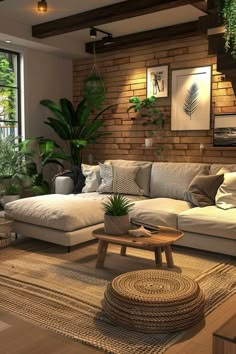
[40,97,115,167]
[217,0,236,60]
[20,137,70,195]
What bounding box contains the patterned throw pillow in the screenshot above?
[97,163,143,195]
[113,165,143,195]
[97,163,113,193]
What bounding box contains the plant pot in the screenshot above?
[104,214,130,235]
[145,138,153,147]
[2,195,20,207]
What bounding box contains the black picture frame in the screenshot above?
[213,113,236,146]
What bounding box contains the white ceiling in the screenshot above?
[0,0,205,58]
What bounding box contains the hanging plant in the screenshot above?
[217,0,236,60]
[83,72,105,111]
[83,41,105,111]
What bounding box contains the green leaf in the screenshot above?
[40,99,66,123]
[183,82,199,119]
[129,96,140,104]
[44,119,70,139]
[60,98,75,124]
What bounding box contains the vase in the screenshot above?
[104,214,130,235]
[145,138,153,147]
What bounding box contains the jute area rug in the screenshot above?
[0,239,235,354]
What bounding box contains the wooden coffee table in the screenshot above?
[92,226,184,269]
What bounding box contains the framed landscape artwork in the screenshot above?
[171,66,212,130]
[213,114,236,146]
[146,65,168,98]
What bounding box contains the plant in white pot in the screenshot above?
[102,194,134,235]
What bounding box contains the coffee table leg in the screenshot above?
[96,240,108,268]
[164,245,174,268]
[155,247,162,267]
[120,245,126,256]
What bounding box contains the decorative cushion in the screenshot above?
[184,174,224,207]
[97,163,113,193]
[215,172,236,209]
[82,164,101,193]
[97,163,143,196]
[106,160,152,196]
[113,165,143,195]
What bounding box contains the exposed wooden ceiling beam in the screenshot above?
[32,0,202,39]
[191,1,208,12]
[85,20,206,54]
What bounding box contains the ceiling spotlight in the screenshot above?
[89,27,114,46]
[90,28,97,39]
[38,0,47,12]
[103,34,114,46]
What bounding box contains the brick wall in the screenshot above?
[73,35,236,164]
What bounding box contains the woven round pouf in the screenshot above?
[102,269,205,333]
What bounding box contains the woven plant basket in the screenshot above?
[104,214,130,235]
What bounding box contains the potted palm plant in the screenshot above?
[40,97,116,167]
[102,194,134,235]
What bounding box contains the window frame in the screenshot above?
[0,47,21,137]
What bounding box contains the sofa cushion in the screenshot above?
[82,164,101,193]
[150,162,210,200]
[184,173,224,207]
[215,172,236,210]
[97,163,113,193]
[210,164,236,175]
[178,206,236,240]
[112,165,143,195]
[130,198,192,228]
[106,160,152,196]
[5,195,105,232]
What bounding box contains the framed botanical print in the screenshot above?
[146,65,168,98]
[171,66,212,130]
[213,114,236,146]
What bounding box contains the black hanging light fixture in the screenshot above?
[38,0,47,12]
[90,27,114,46]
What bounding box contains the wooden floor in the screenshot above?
[0,238,235,354]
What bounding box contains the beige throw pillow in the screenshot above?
[97,164,143,195]
[215,172,236,209]
[81,164,101,193]
[113,165,143,195]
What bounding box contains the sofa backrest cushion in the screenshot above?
[105,159,152,196]
[210,164,236,175]
[150,162,210,200]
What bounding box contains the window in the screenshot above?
[0,48,21,138]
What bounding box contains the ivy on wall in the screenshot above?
[217,0,236,60]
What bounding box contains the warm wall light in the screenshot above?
[38,0,47,12]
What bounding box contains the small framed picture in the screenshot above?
[146,65,168,98]
[213,114,236,146]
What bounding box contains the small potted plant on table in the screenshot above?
[102,194,134,235]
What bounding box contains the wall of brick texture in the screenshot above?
[73,35,236,164]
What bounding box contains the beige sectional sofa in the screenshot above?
[4,160,236,256]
